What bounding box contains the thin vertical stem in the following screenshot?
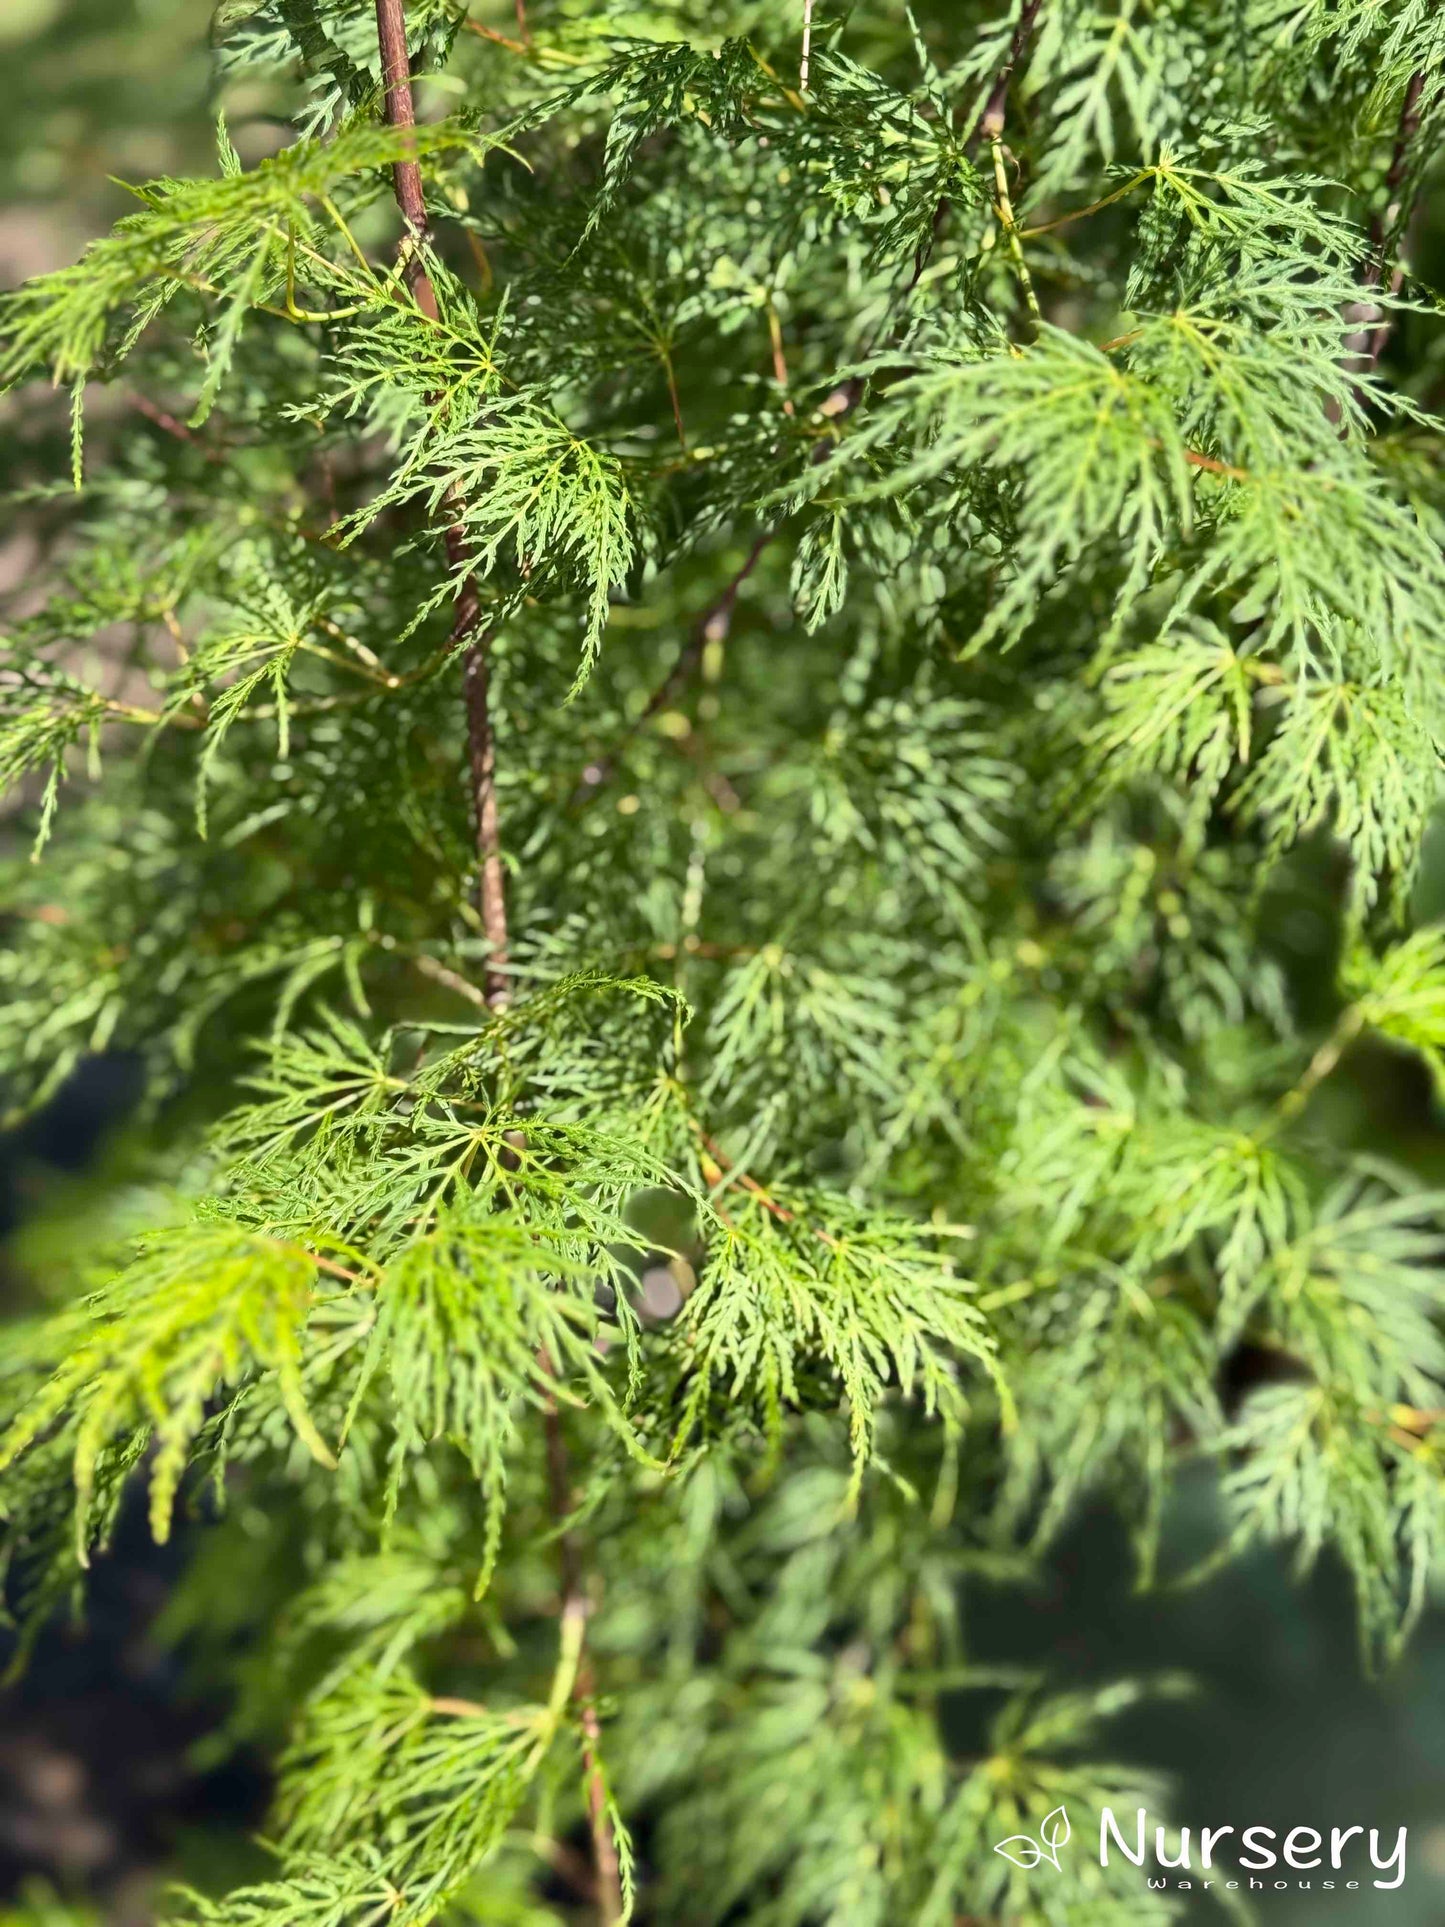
[373,0,510,1006]
[990,137,1041,336]
[373,0,430,260]
[969,0,1044,151]
[374,15,619,1901]
[800,0,814,94]
[766,303,795,415]
[569,531,772,805]
[1360,71,1428,374]
[660,342,687,449]
[1336,71,1430,401]
[898,0,1044,310]
[544,1398,624,1925]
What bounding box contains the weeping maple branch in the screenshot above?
[371,29,624,1911]
[374,0,509,1007]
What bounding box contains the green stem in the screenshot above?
[990,137,1041,336]
[1263,1002,1367,1137]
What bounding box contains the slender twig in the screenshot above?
[969,0,1045,150]
[1364,72,1429,373]
[317,616,391,679]
[131,391,224,455]
[361,0,625,1789]
[570,532,772,804]
[1021,169,1150,239]
[74,691,203,731]
[899,0,1045,308]
[460,16,519,53]
[367,932,493,1010]
[800,0,815,93]
[766,303,796,415]
[542,1396,624,1926]
[458,14,587,65]
[989,136,1041,336]
[1261,1002,1367,1138]
[691,1121,840,1250]
[1181,447,1248,483]
[649,936,755,961]
[374,0,510,1008]
[429,1694,492,1718]
[1341,71,1430,385]
[309,1252,368,1285]
[1388,1404,1445,1439]
[972,2,1046,337]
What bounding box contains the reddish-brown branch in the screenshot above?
[373,23,617,1908]
[766,304,796,415]
[374,0,509,1006]
[1389,1404,1445,1438]
[131,391,221,454]
[374,0,431,263]
[1182,447,1248,483]
[458,16,531,56]
[695,1126,839,1250]
[309,1252,366,1285]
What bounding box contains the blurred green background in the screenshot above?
[3,3,1445,1921]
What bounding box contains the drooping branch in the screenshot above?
[374,0,510,1006]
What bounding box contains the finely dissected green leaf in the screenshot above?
[0,1224,348,1547]
[1347,927,1445,1086]
[0,117,491,394]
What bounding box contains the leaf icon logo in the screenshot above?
[994,1806,1071,1871]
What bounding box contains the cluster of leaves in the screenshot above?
[6,0,1445,1921]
